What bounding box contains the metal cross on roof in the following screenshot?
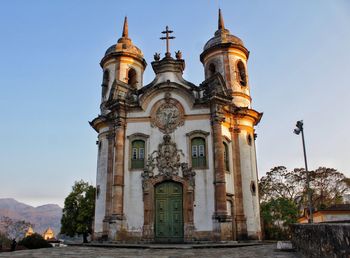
[160,26,175,58]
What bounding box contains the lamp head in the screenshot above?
[296,120,303,130]
[294,128,301,135]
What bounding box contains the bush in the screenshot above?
[18,233,52,249]
[0,231,11,250]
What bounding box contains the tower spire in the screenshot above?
[218,9,225,30]
[122,16,128,38]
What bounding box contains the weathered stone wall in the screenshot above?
[291,223,350,258]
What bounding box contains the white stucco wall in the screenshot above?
[323,214,350,222]
[94,133,109,234]
[123,90,215,232]
[238,130,261,235]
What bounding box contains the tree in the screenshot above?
[0,216,32,241]
[310,167,349,209]
[259,166,349,240]
[259,166,305,203]
[0,230,11,250]
[259,166,349,209]
[261,198,298,240]
[60,180,95,243]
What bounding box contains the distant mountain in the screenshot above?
[0,198,62,237]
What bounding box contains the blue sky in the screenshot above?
[0,0,349,207]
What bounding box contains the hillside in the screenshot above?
[0,198,62,236]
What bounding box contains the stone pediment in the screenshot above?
[139,56,197,98]
[138,81,196,111]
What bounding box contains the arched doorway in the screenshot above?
[154,181,183,242]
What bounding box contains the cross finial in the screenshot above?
[160,26,175,58]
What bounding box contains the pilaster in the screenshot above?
[102,130,115,238]
[110,111,127,239]
[210,103,227,219]
[230,126,248,240]
[210,103,233,241]
[112,120,125,215]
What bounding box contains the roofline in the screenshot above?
[200,42,249,63]
[100,51,147,68]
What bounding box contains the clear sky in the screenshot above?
[0,0,349,207]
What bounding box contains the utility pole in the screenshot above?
[294,120,313,223]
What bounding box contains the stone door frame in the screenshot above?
[142,175,195,242]
[154,181,183,242]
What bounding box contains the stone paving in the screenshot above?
[0,244,301,258]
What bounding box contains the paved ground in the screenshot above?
[0,244,301,258]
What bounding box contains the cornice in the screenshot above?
[100,51,147,68]
[229,107,263,125]
[200,42,249,63]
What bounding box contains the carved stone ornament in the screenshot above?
[154,52,160,61]
[150,92,185,134]
[141,134,195,187]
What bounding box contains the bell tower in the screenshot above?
[200,9,251,108]
[100,17,147,112]
[200,9,263,240]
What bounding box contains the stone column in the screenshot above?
[112,118,126,217]
[230,126,248,239]
[102,130,115,238]
[211,103,232,240]
[109,113,126,240]
[211,115,227,217]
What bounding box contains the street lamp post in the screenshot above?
[294,120,313,223]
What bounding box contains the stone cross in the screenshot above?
[160,26,175,58]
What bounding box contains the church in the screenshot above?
[90,10,262,242]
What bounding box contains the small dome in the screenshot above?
[204,28,244,51]
[203,9,246,52]
[104,17,143,58]
[104,40,143,57]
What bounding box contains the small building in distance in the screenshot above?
[25,226,34,237]
[42,227,55,240]
[298,204,350,223]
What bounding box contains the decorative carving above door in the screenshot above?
[150,92,185,134]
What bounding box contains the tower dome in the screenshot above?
[99,16,147,99]
[102,17,145,62]
[200,9,252,108]
[202,9,248,55]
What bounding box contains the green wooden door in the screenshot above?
[155,181,183,242]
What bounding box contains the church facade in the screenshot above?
[90,10,262,242]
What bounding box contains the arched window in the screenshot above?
[250,181,257,195]
[102,70,109,86]
[223,142,229,171]
[247,134,252,146]
[191,137,206,168]
[127,68,137,87]
[131,140,145,169]
[237,61,247,86]
[208,63,216,76]
[102,70,109,98]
